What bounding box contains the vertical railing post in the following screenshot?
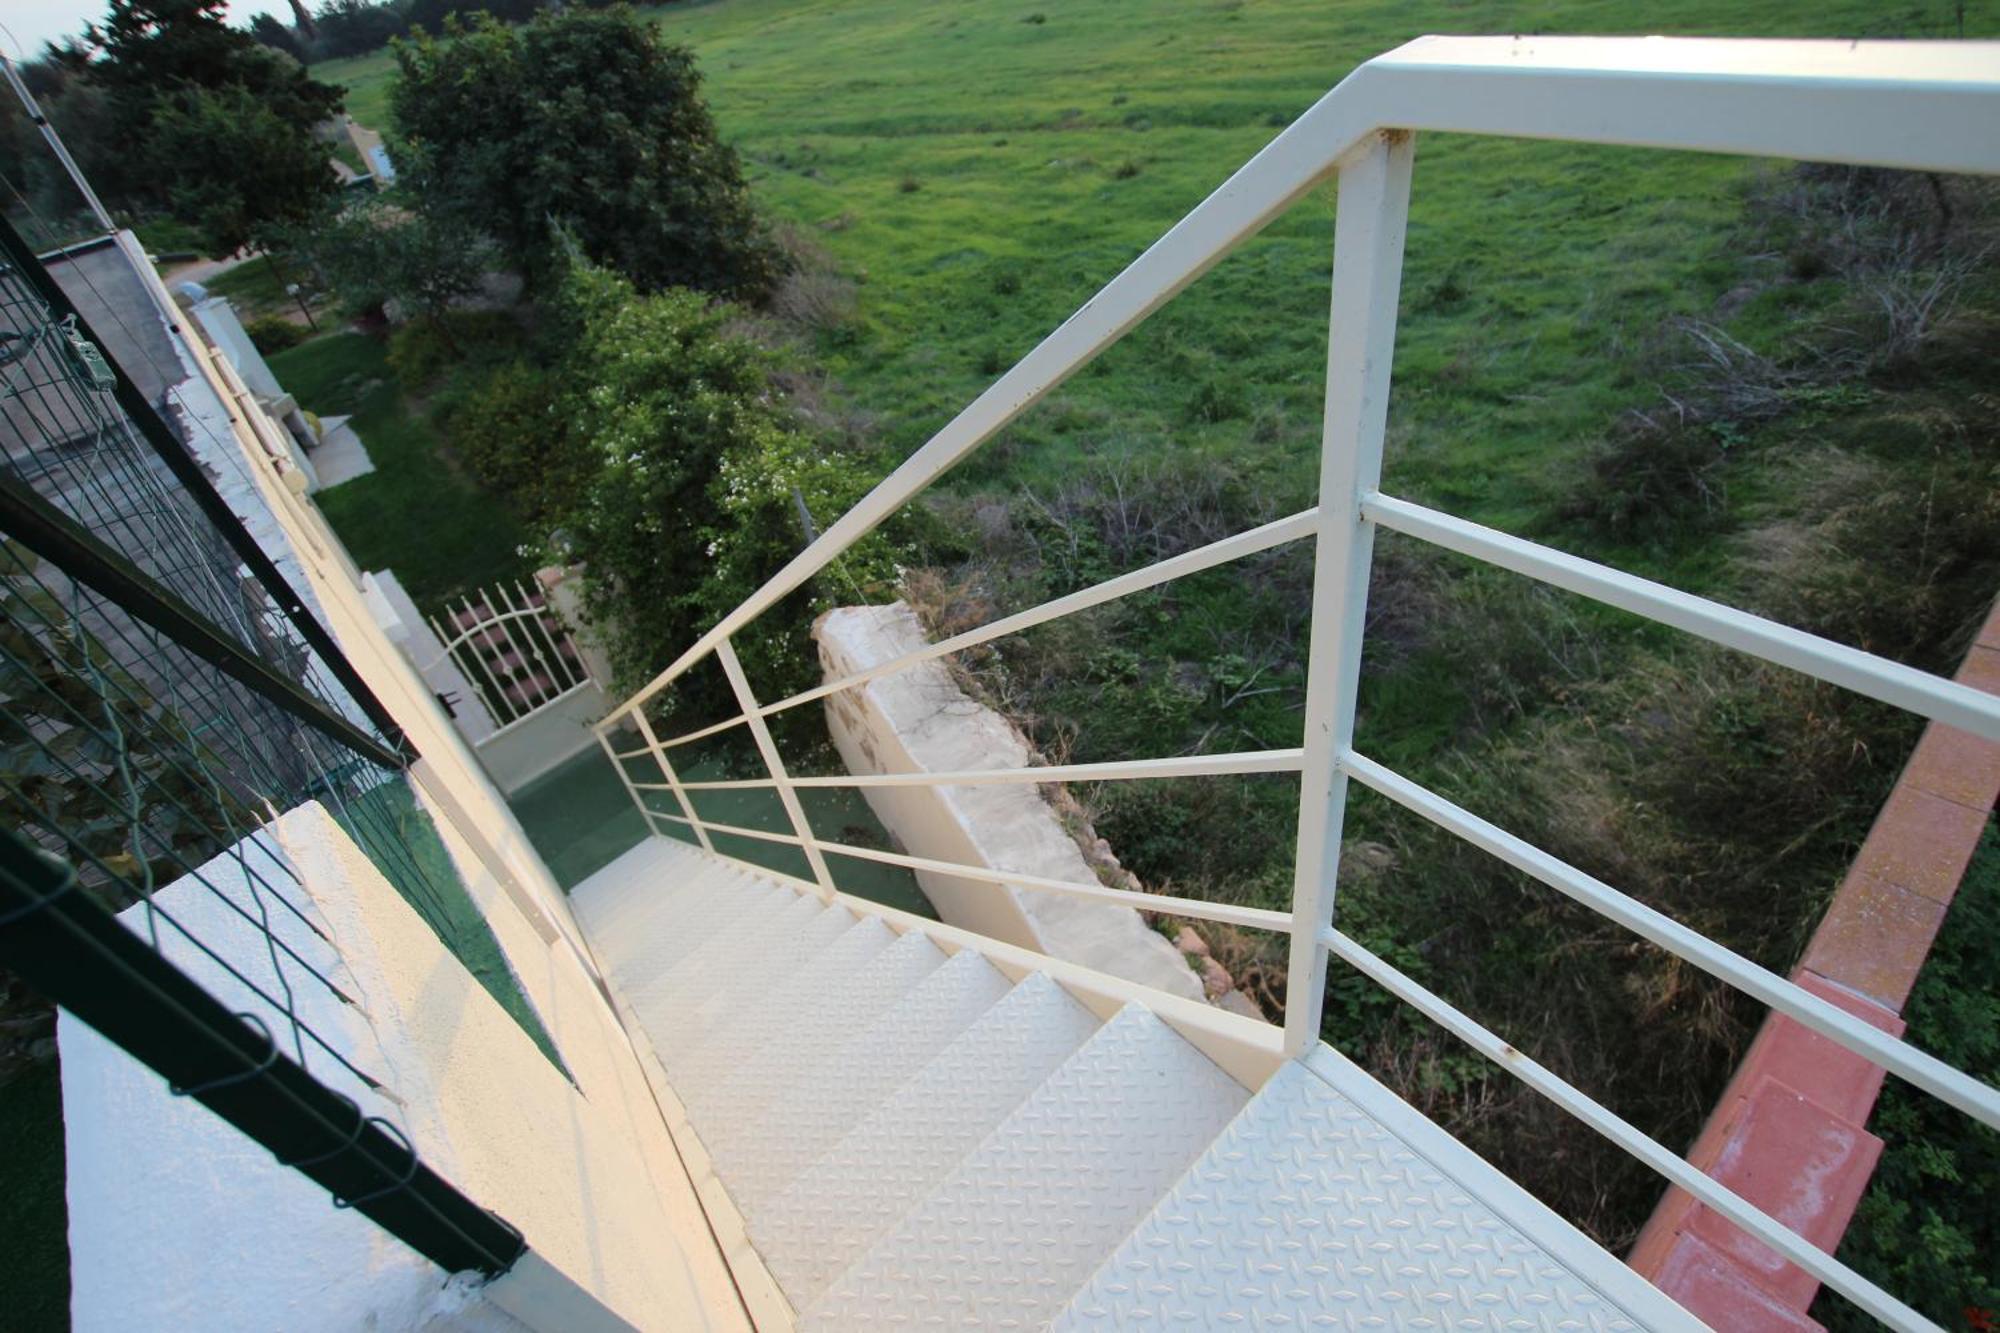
[1284,129,1416,1058]
[715,637,838,901]
[632,708,714,854]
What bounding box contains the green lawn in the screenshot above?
[315,0,1998,1254]
[267,332,533,607]
[206,255,334,326]
[328,0,1988,552]
[312,47,400,130]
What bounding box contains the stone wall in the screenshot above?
[814,603,1204,1002]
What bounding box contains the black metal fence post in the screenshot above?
[0,827,526,1277]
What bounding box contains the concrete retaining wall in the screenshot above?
[814,603,1203,1002]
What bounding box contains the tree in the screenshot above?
[302,182,493,338]
[390,9,782,301]
[248,13,306,62]
[309,0,406,60]
[138,84,338,255]
[52,0,343,247]
[88,0,339,131]
[405,0,545,37]
[536,258,904,725]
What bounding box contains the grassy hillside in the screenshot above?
[321,0,1999,1288]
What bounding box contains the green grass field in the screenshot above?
[309,0,2000,1272]
[267,332,533,605]
[327,0,1981,545]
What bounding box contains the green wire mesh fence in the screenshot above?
[0,215,534,1275]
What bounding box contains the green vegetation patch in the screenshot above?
[267,331,533,606]
[1824,820,2000,1330]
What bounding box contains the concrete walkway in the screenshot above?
[310,416,375,489]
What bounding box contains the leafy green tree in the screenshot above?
[301,183,494,339]
[88,0,339,132]
[536,259,903,730]
[139,83,339,255]
[390,8,781,300]
[309,0,407,60]
[248,13,307,62]
[37,0,345,249]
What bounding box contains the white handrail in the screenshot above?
[653,748,1306,791]
[602,35,2000,727]
[1322,927,1942,1333]
[589,38,2000,1330]
[1340,748,2000,1131]
[1366,493,2000,741]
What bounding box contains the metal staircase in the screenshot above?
[579,36,2000,1333]
[571,837,1697,1330]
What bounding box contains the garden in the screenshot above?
[5,1,1991,1324]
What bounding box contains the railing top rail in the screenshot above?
[601,35,2000,727]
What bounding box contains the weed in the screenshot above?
[1184,376,1248,423]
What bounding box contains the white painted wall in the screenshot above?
[89,231,753,1330]
[60,805,743,1332]
[815,603,1203,1001]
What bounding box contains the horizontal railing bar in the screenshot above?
[657,749,1309,792]
[1319,927,1938,1333]
[815,839,1293,934]
[1364,493,2000,742]
[651,811,807,848]
[1339,748,2000,1131]
[608,744,652,761]
[757,508,1321,721]
[473,680,594,742]
[655,712,752,752]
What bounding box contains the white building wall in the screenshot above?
[71,231,751,1331]
[62,806,738,1332]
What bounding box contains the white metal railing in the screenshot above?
[590,37,2000,1331]
[427,580,589,731]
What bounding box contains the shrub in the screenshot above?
[243,315,306,355]
[391,10,783,300]
[541,260,911,737]
[384,311,525,387]
[438,360,575,522]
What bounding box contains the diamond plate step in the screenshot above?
[574,849,790,994]
[1052,1059,1668,1332]
[647,893,854,1065]
[804,1003,1248,1332]
[751,971,1101,1311]
[691,928,948,1149]
[672,915,901,1109]
[719,948,1013,1220]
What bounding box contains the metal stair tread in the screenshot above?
[672,914,902,1109]
[694,928,951,1167]
[575,851,791,991]
[750,971,1101,1312]
[802,1003,1249,1332]
[650,893,853,1064]
[1051,1059,1693,1332]
[719,948,1014,1220]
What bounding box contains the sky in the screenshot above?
[2,0,294,60]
